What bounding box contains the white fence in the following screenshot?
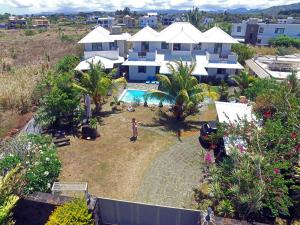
[97,197,201,225]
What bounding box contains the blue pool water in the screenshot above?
[119,89,171,105]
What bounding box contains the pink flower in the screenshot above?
[274,168,280,175]
[237,144,245,153]
[291,132,297,140]
[204,152,213,163]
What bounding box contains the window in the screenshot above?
[275,28,285,34]
[161,42,169,49]
[237,26,241,32]
[213,43,222,54]
[259,27,264,33]
[138,66,146,73]
[257,39,261,44]
[92,43,103,51]
[109,41,118,50]
[194,43,202,50]
[217,68,226,74]
[173,43,181,51]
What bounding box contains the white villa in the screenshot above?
[76,22,243,82]
[139,12,158,28]
[124,22,243,81]
[75,26,131,72]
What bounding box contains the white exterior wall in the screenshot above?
[84,42,112,51]
[231,21,247,37]
[139,16,158,28]
[257,23,300,45]
[149,42,161,51]
[117,40,126,57]
[128,66,157,80]
[133,42,141,52]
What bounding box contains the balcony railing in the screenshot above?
[206,51,238,64]
[128,50,157,61]
[84,48,120,60]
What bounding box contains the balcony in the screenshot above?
[84,48,120,60]
[128,50,157,61]
[206,52,238,64]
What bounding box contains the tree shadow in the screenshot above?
[143,109,202,133]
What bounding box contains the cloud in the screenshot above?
[0,0,299,13]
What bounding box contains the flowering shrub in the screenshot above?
[196,74,300,221]
[0,134,61,194]
[46,198,93,225]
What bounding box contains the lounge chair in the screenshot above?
[146,80,151,84]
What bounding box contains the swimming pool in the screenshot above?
[118,89,172,105]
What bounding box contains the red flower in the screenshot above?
[291,132,297,140]
[202,134,208,139]
[295,144,300,153]
[263,111,272,119]
[274,168,280,175]
[210,144,217,150]
[237,144,245,153]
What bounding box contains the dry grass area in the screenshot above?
[0,25,89,137]
[251,46,278,56]
[0,26,87,69]
[58,103,217,200]
[0,110,33,138]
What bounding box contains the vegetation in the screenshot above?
[0,166,23,225]
[232,44,255,65]
[147,61,219,120]
[73,62,126,113]
[46,198,93,225]
[55,55,80,74]
[195,73,300,221]
[24,30,36,36]
[269,35,300,48]
[0,134,61,194]
[36,72,83,128]
[231,70,256,96]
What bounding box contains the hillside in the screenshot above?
[259,2,300,15]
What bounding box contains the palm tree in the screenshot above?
[232,70,255,96]
[73,62,126,113]
[147,61,219,120]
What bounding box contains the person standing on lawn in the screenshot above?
[131,118,138,141]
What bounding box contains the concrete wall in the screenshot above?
[129,66,157,80]
[231,22,247,37]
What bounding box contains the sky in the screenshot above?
[0,0,299,14]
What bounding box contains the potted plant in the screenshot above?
[89,118,98,139]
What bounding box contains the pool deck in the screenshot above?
[126,82,158,91]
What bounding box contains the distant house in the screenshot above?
[231,17,300,45]
[75,25,131,74]
[7,16,27,29]
[202,17,214,25]
[97,17,115,29]
[139,12,158,28]
[123,15,135,28]
[161,15,175,25]
[32,16,50,28]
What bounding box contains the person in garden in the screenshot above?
[131,118,138,141]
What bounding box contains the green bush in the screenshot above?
[269,35,300,48]
[232,44,255,65]
[46,199,94,225]
[55,55,80,73]
[24,29,35,36]
[216,199,235,218]
[0,134,61,194]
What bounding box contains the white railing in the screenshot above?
[84,49,120,60]
[206,51,238,64]
[171,50,191,57]
[128,50,157,61]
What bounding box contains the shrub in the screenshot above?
[55,55,80,74]
[216,199,235,217]
[46,198,94,225]
[269,35,300,48]
[36,73,83,128]
[0,134,61,194]
[24,29,35,36]
[232,44,255,65]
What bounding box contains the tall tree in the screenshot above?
[147,61,219,120]
[73,62,126,113]
[232,70,255,96]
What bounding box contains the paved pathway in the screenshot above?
[133,135,203,208]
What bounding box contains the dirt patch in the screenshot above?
[0,110,33,138]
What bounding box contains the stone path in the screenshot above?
[133,135,203,208]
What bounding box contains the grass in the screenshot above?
[58,102,217,200]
